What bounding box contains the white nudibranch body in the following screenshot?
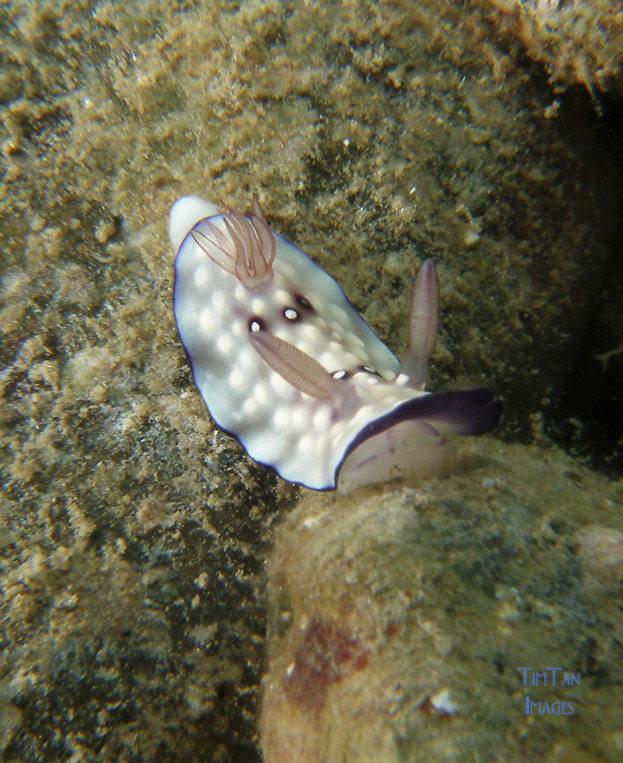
[171,196,501,490]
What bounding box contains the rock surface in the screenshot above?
[261,438,623,762]
[484,0,623,102]
[0,0,621,760]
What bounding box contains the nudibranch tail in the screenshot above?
[393,387,502,437]
[191,197,275,288]
[399,258,440,388]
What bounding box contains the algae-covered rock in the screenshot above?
[0,0,621,760]
[261,439,623,761]
[484,0,623,102]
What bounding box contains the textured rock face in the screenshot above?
[0,0,621,760]
[261,438,623,762]
[484,0,623,101]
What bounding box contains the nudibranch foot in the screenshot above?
[338,419,450,490]
[337,387,500,489]
[171,196,501,491]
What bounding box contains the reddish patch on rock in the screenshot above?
[384,620,398,637]
[284,617,367,710]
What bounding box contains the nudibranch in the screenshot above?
[171,196,501,490]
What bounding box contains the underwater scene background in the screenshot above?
[1,0,622,760]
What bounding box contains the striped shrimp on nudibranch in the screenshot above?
[171,196,501,491]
